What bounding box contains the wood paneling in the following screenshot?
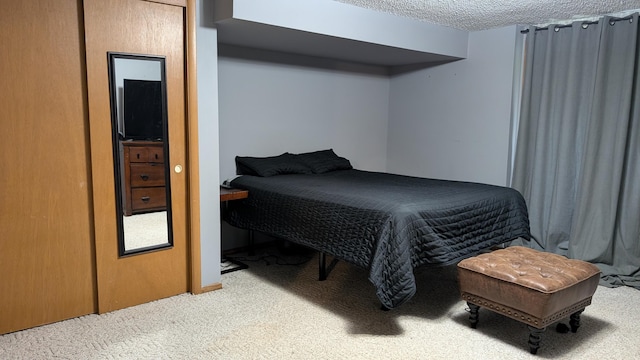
[0,0,200,334]
[185,0,204,295]
[84,0,190,313]
[0,0,96,334]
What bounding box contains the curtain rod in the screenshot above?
[520,14,634,34]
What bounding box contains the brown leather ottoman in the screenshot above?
[457,246,600,354]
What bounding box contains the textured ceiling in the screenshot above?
[333,0,640,31]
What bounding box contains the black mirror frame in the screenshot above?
[107,51,173,257]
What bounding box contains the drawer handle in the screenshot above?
[140,174,149,181]
[141,196,150,202]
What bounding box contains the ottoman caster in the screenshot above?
[528,309,583,354]
[570,309,584,333]
[467,302,480,329]
[528,326,546,355]
[556,309,584,334]
[467,302,552,355]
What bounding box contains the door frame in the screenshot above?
[84,0,203,312]
[184,0,203,295]
[145,0,203,296]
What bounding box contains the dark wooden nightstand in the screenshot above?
[220,187,249,202]
[220,186,250,273]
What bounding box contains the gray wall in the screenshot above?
[213,0,468,62]
[218,47,390,182]
[387,26,519,186]
[197,0,221,287]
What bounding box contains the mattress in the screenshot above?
[225,169,530,309]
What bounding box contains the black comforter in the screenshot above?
[226,169,530,309]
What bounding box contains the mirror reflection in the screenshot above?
[107,52,173,256]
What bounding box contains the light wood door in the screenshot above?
[84,0,190,313]
[0,0,96,334]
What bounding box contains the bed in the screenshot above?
[224,150,530,309]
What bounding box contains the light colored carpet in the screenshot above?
[123,211,169,251]
[1,246,639,359]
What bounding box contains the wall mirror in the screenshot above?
[107,52,173,257]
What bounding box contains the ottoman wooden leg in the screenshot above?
[528,326,546,355]
[467,302,480,329]
[570,309,584,333]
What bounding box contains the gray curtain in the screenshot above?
[512,14,640,288]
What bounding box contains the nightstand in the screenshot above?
[220,186,250,273]
[220,187,248,202]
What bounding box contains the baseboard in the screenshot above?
[199,283,223,293]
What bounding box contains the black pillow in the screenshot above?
[235,153,312,177]
[295,149,352,174]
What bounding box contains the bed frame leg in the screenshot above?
[248,230,255,256]
[319,252,327,281]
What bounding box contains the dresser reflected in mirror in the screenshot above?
[107,52,173,256]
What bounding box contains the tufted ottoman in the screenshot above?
[457,246,600,354]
